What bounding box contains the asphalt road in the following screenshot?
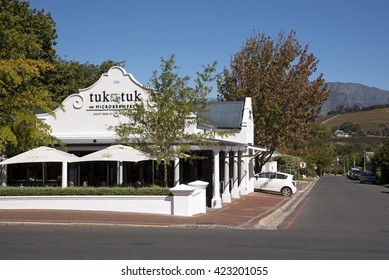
[1,176,389,260]
[282,176,389,231]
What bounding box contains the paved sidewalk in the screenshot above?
[0,180,316,229]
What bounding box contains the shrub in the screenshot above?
[0,186,171,196]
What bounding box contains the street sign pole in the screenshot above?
[298,161,307,183]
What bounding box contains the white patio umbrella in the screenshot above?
[0,146,79,188]
[75,145,152,163]
[75,145,153,185]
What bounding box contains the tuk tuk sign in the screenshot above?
[87,90,142,111]
[36,66,150,141]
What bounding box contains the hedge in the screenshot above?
[0,186,172,196]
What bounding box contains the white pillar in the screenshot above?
[0,164,7,186]
[211,151,222,208]
[117,161,123,185]
[248,149,255,193]
[231,151,240,199]
[61,161,67,188]
[188,180,209,214]
[239,150,248,195]
[174,157,180,187]
[222,150,231,203]
[170,184,195,216]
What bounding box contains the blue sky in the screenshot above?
[28,0,389,97]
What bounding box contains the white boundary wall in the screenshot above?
[0,181,209,217]
[0,196,174,215]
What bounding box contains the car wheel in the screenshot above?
[281,187,292,197]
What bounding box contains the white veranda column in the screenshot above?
[222,150,231,203]
[239,150,248,195]
[211,151,222,208]
[0,164,7,186]
[116,161,123,185]
[61,161,68,188]
[231,151,240,199]
[174,157,180,187]
[248,149,255,193]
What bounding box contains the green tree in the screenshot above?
[336,121,362,135]
[0,0,59,155]
[0,0,57,61]
[377,123,389,137]
[114,55,218,187]
[282,122,334,176]
[371,137,389,184]
[217,30,330,170]
[47,58,125,102]
[0,59,58,154]
[302,122,334,175]
[0,0,126,155]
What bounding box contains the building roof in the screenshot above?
[199,100,244,129]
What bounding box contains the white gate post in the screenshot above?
[188,180,209,214]
[170,184,195,216]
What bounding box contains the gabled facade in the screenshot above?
[38,66,148,145]
[33,67,265,208]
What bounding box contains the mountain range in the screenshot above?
[319,82,389,115]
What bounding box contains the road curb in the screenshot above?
[0,221,240,230]
[0,221,172,228]
[256,178,318,229]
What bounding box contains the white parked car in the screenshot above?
[253,171,297,196]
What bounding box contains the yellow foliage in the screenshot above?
[0,59,59,155]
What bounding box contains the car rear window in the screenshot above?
[276,173,288,179]
[258,172,272,178]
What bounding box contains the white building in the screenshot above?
[8,67,266,208]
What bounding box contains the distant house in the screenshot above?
[334,130,351,138]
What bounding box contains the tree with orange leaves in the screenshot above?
[218,30,330,170]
